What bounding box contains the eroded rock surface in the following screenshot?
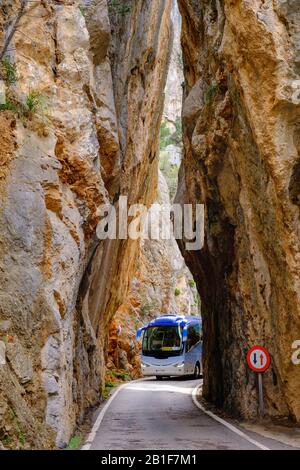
[107,171,199,377]
[0,0,172,448]
[177,0,300,422]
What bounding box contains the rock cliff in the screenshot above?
[160,0,183,199]
[0,0,172,448]
[163,0,183,127]
[2,0,299,450]
[106,171,200,378]
[105,1,198,382]
[177,0,300,422]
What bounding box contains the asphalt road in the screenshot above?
[87,378,296,450]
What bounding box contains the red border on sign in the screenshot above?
[246,345,271,373]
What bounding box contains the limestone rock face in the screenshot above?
[164,0,184,126]
[177,0,300,422]
[0,0,111,449]
[0,0,172,448]
[159,0,183,200]
[80,0,173,380]
[107,171,199,377]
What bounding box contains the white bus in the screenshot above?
[137,314,203,380]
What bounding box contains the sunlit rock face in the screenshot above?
[0,0,172,448]
[177,0,300,422]
[106,171,200,378]
[105,1,198,379]
[164,0,184,127]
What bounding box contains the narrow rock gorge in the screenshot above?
[1,0,300,452]
[106,0,199,382]
[107,169,199,378]
[177,0,300,423]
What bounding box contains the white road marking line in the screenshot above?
[81,378,147,450]
[192,384,270,451]
[83,378,270,451]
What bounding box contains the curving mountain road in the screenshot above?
[84,378,296,451]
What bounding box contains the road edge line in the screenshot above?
[192,384,270,451]
[81,378,147,450]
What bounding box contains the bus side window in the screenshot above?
[186,325,200,352]
[142,330,148,350]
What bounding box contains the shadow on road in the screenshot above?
[146,375,202,382]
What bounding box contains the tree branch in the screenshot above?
[0,0,29,61]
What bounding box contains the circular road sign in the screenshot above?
[246,345,271,373]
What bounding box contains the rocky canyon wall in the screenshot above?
[106,170,200,378]
[163,0,183,127]
[177,0,300,422]
[106,1,198,381]
[159,0,183,198]
[0,0,172,448]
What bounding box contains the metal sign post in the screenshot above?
[246,345,271,419]
[257,372,264,417]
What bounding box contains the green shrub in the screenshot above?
[0,58,18,84]
[103,381,117,400]
[112,371,130,381]
[65,435,82,450]
[10,410,26,448]
[0,100,17,112]
[0,89,46,118]
[160,118,182,150]
[25,90,44,114]
[78,5,86,17]
[175,288,181,297]
[188,280,196,288]
[204,83,219,105]
[2,436,12,447]
[108,0,131,15]
[105,381,115,388]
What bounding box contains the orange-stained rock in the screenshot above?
[107,171,200,379]
[177,0,300,423]
[0,0,172,449]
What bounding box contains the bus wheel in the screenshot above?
[156,376,163,380]
[193,363,201,379]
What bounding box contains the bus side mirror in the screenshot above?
[136,327,146,340]
[182,326,188,342]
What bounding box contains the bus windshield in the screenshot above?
[142,326,183,358]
